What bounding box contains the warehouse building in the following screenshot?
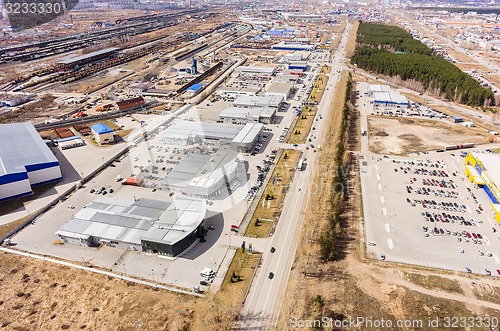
[91,123,114,145]
[272,42,314,51]
[235,66,276,78]
[163,147,240,198]
[464,152,500,223]
[0,123,62,202]
[219,106,275,124]
[231,123,264,152]
[116,96,145,111]
[57,47,119,71]
[233,95,284,109]
[217,86,261,99]
[161,121,241,144]
[187,83,203,96]
[265,82,294,100]
[56,196,207,257]
[367,84,390,97]
[288,61,308,71]
[372,91,409,108]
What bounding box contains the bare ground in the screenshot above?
[368,116,486,155]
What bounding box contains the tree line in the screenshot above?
[352,23,495,107]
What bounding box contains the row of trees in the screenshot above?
[319,74,353,262]
[352,23,495,107]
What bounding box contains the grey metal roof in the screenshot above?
[59,47,119,65]
[0,123,59,176]
[232,123,264,144]
[56,197,203,247]
[141,197,206,245]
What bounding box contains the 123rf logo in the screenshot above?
[3,0,79,31]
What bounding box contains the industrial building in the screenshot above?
[271,42,314,51]
[162,147,240,198]
[372,91,409,108]
[187,83,203,96]
[233,95,284,109]
[219,106,275,124]
[217,86,261,99]
[234,66,276,78]
[91,123,114,145]
[231,123,264,152]
[116,96,145,111]
[464,152,500,223]
[162,121,241,144]
[367,84,390,97]
[265,82,294,99]
[57,47,119,71]
[288,61,308,71]
[56,196,207,257]
[0,123,62,202]
[1,96,29,107]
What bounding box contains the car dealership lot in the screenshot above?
[361,150,500,275]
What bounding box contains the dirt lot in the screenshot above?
[0,252,197,330]
[368,116,486,155]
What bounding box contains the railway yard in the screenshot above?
[2,3,500,331]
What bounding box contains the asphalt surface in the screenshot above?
[236,22,353,330]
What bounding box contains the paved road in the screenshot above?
[236,22,353,330]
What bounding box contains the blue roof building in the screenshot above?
[91,123,113,134]
[187,83,203,95]
[91,123,114,145]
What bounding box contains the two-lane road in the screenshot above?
[236,22,353,330]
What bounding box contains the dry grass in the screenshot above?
[288,72,329,144]
[0,252,198,330]
[402,273,463,295]
[245,150,301,238]
[289,106,317,144]
[191,250,262,331]
[329,19,346,51]
[344,19,360,59]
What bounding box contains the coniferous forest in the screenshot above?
[352,23,495,107]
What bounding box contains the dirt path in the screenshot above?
[346,253,500,312]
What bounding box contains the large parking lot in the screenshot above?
[361,149,500,276]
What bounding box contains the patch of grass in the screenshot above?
[221,249,261,288]
[472,284,500,306]
[289,106,317,144]
[245,149,301,238]
[288,73,329,144]
[116,128,133,138]
[403,273,463,294]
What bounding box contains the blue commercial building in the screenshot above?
[187,83,203,95]
[0,123,62,202]
[288,61,308,71]
[91,123,114,145]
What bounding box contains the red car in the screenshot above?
[472,233,478,239]
[466,232,471,239]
